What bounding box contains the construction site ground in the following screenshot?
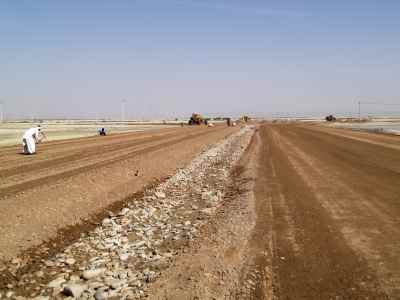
[149,124,400,299]
[1,123,400,299]
[0,126,238,260]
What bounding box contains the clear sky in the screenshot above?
[1,0,400,119]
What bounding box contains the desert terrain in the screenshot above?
[0,122,399,299]
[0,121,176,147]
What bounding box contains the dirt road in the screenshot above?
[1,123,399,299]
[0,125,237,261]
[256,124,400,299]
[149,123,400,299]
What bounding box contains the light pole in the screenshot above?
[358,101,361,120]
[0,101,3,123]
[121,99,126,121]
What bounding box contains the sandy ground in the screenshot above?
[0,122,174,147]
[0,125,238,261]
[1,122,399,299]
[328,121,400,135]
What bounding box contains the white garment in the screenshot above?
[22,137,36,154]
[22,127,40,154]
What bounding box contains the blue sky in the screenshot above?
[1,0,400,119]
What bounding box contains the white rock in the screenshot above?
[102,218,113,227]
[94,290,107,300]
[155,192,166,199]
[11,258,22,265]
[82,268,106,280]
[133,241,146,248]
[69,275,80,282]
[35,271,44,278]
[5,291,13,298]
[201,207,216,215]
[65,258,76,266]
[44,260,55,267]
[119,254,130,261]
[62,283,86,298]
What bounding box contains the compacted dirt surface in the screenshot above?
[253,124,399,299]
[1,122,399,300]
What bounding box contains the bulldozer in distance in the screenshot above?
[188,113,205,125]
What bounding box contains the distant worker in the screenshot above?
[22,125,46,155]
[99,128,107,136]
[227,118,231,127]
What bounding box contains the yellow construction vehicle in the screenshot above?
[241,115,250,123]
[188,113,205,125]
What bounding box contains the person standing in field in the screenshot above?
[22,125,46,154]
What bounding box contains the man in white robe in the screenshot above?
[22,126,46,154]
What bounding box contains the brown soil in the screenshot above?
[147,123,400,299]
[2,122,399,299]
[0,125,238,261]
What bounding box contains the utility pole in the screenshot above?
[358,101,361,120]
[121,99,126,121]
[0,101,3,123]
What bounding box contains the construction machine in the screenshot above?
[188,113,205,125]
[325,115,336,122]
[241,115,250,123]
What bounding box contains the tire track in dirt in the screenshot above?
[274,124,400,298]
[259,124,388,299]
[292,125,400,174]
[243,132,275,300]
[300,124,400,151]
